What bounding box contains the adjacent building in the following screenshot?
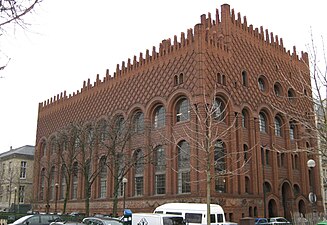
[0,145,35,212]
[33,4,323,222]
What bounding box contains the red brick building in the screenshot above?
[33,4,323,222]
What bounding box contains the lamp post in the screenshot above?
[55,183,59,214]
[307,159,316,214]
[13,187,17,213]
[122,177,128,210]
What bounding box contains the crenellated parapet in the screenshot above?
[39,4,308,111]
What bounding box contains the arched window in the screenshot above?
[99,157,107,198]
[215,140,226,193]
[115,115,125,134]
[41,141,47,158]
[86,126,94,147]
[60,165,66,200]
[214,98,226,121]
[176,98,189,122]
[177,141,190,193]
[274,116,282,136]
[40,168,45,201]
[258,77,265,92]
[242,70,248,86]
[259,112,267,133]
[50,138,57,155]
[72,162,78,199]
[154,105,165,128]
[154,146,166,195]
[133,111,144,133]
[289,121,296,140]
[179,73,184,84]
[50,166,55,200]
[217,73,222,84]
[264,182,272,193]
[242,109,249,128]
[99,119,108,142]
[245,176,250,193]
[134,149,144,196]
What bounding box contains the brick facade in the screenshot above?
[33,4,322,222]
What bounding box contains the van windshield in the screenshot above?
[163,217,185,225]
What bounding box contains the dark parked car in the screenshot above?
[8,214,62,225]
[82,217,123,225]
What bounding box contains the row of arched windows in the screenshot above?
[38,139,227,201]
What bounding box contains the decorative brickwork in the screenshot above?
[33,4,321,223]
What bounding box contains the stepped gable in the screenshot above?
[38,4,308,112]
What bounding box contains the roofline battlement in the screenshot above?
[39,4,308,111]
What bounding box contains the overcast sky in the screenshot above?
[0,0,326,153]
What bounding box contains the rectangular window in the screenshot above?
[20,161,27,179]
[135,177,143,196]
[178,171,190,193]
[155,174,165,195]
[19,186,25,203]
[100,180,106,198]
[185,213,202,223]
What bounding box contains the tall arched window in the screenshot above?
[274,116,282,136]
[99,119,108,142]
[72,162,78,199]
[134,149,144,196]
[177,141,190,193]
[50,139,57,155]
[214,98,226,121]
[40,168,45,201]
[133,111,144,133]
[215,140,226,193]
[289,121,296,140]
[176,98,189,122]
[154,146,166,195]
[60,165,66,200]
[115,115,125,134]
[245,176,250,193]
[41,142,47,158]
[99,157,107,198]
[50,166,55,200]
[242,109,249,128]
[154,105,165,128]
[242,70,248,86]
[259,112,267,133]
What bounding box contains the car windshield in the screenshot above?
[276,218,287,222]
[12,215,34,225]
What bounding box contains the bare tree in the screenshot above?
[0,0,41,71]
[153,89,251,225]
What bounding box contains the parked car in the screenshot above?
[8,214,62,225]
[269,217,291,225]
[255,218,269,225]
[82,217,123,225]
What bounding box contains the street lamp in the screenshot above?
[122,177,128,210]
[307,159,316,213]
[55,183,59,214]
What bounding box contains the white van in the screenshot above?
[154,203,225,225]
[132,213,185,225]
